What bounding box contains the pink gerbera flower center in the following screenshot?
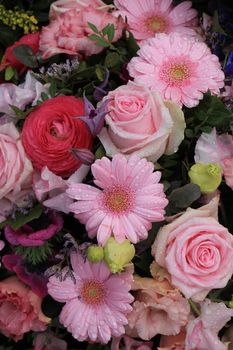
[81,280,105,305]
[159,58,194,87]
[103,186,134,213]
[145,15,168,33]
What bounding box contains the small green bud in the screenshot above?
[228,301,233,308]
[87,245,104,263]
[188,163,222,194]
[103,237,135,273]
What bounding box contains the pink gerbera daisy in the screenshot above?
[47,251,134,344]
[114,0,198,42]
[67,154,168,245]
[128,32,225,108]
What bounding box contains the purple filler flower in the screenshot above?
[4,211,63,247]
[2,254,48,297]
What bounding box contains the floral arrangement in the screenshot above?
[0,0,233,349]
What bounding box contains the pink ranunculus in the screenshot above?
[0,277,50,341]
[126,275,190,340]
[185,299,233,350]
[152,197,233,301]
[0,123,33,203]
[159,331,186,350]
[33,332,67,350]
[49,0,106,19]
[4,211,63,247]
[98,82,185,162]
[33,165,89,213]
[40,7,124,59]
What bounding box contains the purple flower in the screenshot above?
[78,95,109,136]
[4,211,63,247]
[2,254,48,297]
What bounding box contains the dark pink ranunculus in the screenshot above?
[4,211,63,247]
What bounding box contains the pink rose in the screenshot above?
[49,0,106,19]
[152,197,233,301]
[126,274,190,340]
[0,123,33,203]
[33,332,67,350]
[98,82,185,162]
[40,7,124,59]
[185,299,233,350]
[0,277,50,341]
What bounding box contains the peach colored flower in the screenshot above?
[126,274,190,340]
[40,7,124,59]
[152,197,233,301]
[159,331,186,350]
[0,277,50,341]
[98,82,185,162]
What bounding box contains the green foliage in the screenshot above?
[13,44,38,68]
[166,184,201,215]
[15,242,53,265]
[0,204,43,230]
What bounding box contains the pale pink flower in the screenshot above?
[114,0,198,42]
[40,7,124,59]
[67,154,168,245]
[47,252,134,344]
[98,82,185,162]
[195,128,233,190]
[50,0,107,19]
[126,275,190,340]
[128,32,224,107]
[33,165,89,213]
[185,299,233,350]
[152,197,233,301]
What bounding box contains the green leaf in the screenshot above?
[0,204,43,230]
[88,22,98,33]
[49,80,57,97]
[95,66,106,81]
[104,52,121,68]
[13,44,38,68]
[89,34,101,41]
[9,104,25,118]
[41,92,49,101]
[107,24,115,42]
[166,184,201,215]
[95,145,105,159]
[4,66,14,81]
[185,129,194,138]
[126,31,140,57]
[15,242,53,265]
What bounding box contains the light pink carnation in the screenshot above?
[114,0,198,42]
[152,197,233,301]
[67,154,168,245]
[0,123,33,209]
[50,0,107,19]
[98,82,185,162]
[195,128,233,190]
[47,252,134,344]
[185,299,233,350]
[33,165,89,213]
[128,32,224,107]
[126,275,190,340]
[40,7,124,59]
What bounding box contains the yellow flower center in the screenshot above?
[168,64,190,82]
[81,280,105,305]
[146,15,167,33]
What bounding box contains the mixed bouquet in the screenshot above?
[0,0,233,349]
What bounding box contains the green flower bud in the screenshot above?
[87,245,104,263]
[188,163,222,193]
[103,237,135,273]
[228,301,233,308]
